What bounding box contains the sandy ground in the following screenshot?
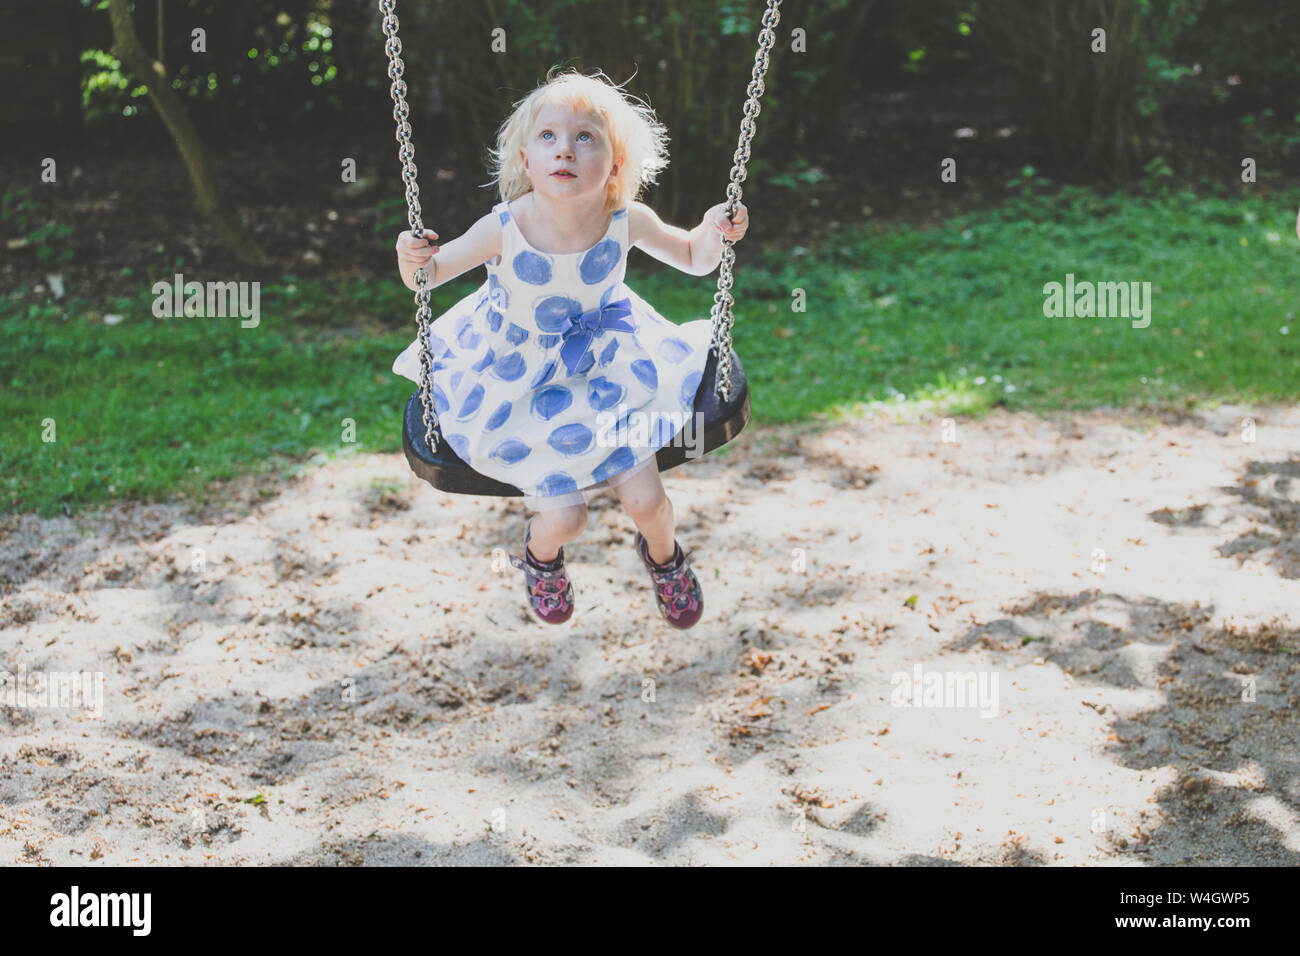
[2,403,1298,866]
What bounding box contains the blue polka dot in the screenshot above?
[488,438,531,465]
[470,348,496,373]
[536,472,579,496]
[497,209,511,225]
[630,359,658,390]
[491,352,528,381]
[450,370,464,391]
[425,332,447,355]
[611,208,628,220]
[547,422,594,457]
[444,432,471,462]
[513,250,553,285]
[574,349,596,375]
[488,274,510,310]
[485,400,512,431]
[534,296,583,333]
[531,385,573,421]
[430,383,449,415]
[579,239,620,284]
[485,308,503,332]
[457,383,485,421]
[529,357,559,389]
[599,338,619,366]
[587,376,625,411]
[537,333,561,349]
[505,323,529,345]
[456,317,481,350]
[679,369,703,407]
[593,446,637,483]
[657,337,691,364]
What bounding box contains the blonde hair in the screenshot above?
[487,67,670,211]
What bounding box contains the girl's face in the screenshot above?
[520,102,618,204]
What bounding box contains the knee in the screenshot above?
[547,503,588,539]
[622,489,670,525]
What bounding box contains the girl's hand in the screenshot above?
[706,202,749,243]
[396,228,439,269]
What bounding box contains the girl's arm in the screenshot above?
[628,201,749,276]
[395,212,503,292]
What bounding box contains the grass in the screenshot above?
[720,184,1300,421]
[4,185,1298,518]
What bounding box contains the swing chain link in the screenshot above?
[379,0,440,454]
[710,0,782,404]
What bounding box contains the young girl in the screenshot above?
[392,69,748,629]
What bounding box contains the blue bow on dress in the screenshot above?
[558,296,634,374]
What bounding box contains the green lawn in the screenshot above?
[4,186,1298,518]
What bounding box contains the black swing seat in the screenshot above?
[401,344,751,496]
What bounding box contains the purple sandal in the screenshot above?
[634,531,704,629]
[508,521,575,624]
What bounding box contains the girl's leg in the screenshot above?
[609,463,676,565]
[526,502,587,563]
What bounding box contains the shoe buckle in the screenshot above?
[647,547,692,582]
[510,552,567,583]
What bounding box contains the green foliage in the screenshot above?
[1139,155,1176,196]
[1131,0,1206,116]
[54,0,1300,194]
[80,48,147,124]
[766,158,831,193]
[2,186,74,263]
[883,0,975,78]
[1134,0,1300,162]
[370,197,411,255]
[369,0,872,218]
[2,185,36,233]
[900,0,1300,179]
[29,224,76,264]
[68,0,875,215]
[1137,52,1199,117]
[1003,166,1053,201]
[77,0,351,131]
[1240,109,1300,157]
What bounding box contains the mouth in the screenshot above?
[551,171,577,179]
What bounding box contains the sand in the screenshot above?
[2,402,1297,865]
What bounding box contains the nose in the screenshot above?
[553,137,574,159]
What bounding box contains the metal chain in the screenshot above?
[379,0,439,454]
[710,0,782,403]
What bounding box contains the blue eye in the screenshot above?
[539,129,594,144]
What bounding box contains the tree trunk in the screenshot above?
[105,0,269,264]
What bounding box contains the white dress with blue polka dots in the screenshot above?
[392,199,713,510]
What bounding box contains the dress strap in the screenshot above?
[490,200,515,267]
[609,205,629,247]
